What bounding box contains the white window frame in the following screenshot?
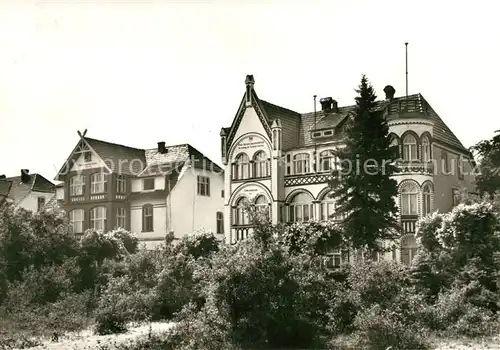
[422,136,431,162]
[197,175,210,196]
[401,234,419,265]
[234,153,251,180]
[90,207,107,232]
[70,209,84,234]
[142,205,154,232]
[422,184,432,215]
[293,153,310,175]
[402,134,418,161]
[90,173,106,194]
[116,175,126,193]
[143,178,155,191]
[116,207,126,229]
[234,198,250,225]
[400,182,418,216]
[319,150,336,172]
[70,175,85,196]
[216,211,224,234]
[253,151,269,178]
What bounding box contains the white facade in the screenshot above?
[221,75,476,265]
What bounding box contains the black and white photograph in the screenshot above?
[0,1,499,349]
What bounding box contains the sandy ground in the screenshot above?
[21,322,175,350]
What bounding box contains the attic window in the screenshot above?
[323,130,333,136]
[84,152,92,162]
[312,131,322,138]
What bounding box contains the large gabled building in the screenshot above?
[54,134,225,249]
[220,75,475,265]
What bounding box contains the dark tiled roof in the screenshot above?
[3,173,55,204]
[57,137,223,180]
[85,138,146,176]
[0,180,12,197]
[254,93,466,152]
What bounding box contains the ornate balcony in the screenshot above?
[231,225,253,244]
[401,215,418,234]
[284,172,332,187]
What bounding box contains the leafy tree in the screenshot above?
[470,131,500,196]
[331,75,400,252]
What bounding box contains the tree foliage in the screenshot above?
[331,75,400,251]
[470,132,500,196]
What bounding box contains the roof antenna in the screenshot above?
[405,42,408,99]
[313,95,317,131]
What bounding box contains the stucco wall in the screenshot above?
[19,191,55,212]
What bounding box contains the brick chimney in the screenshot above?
[320,97,333,112]
[383,85,396,100]
[157,142,167,154]
[319,97,338,113]
[21,169,30,183]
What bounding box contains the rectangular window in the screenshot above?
[442,151,449,173]
[91,173,107,194]
[142,205,154,232]
[286,154,291,175]
[216,212,224,234]
[90,207,107,232]
[197,176,210,196]
[116,207,126,229]
[69,209,84,234]
[221,190,224,198]
[320,202,335,221]
[70,175,85,196]
[457,158,464,180]
[116,175,126,193]
[37,197,45,211]
[84,151,92,162]
[452,189,460,207]
[143,178,155,191]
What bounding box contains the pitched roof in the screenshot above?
[56,136,223,180]
[0,180,12,198]
[3,173,55,204]
[85,137,146,176]
[225,88,467,153]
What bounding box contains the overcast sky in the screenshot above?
[1,0,498,181]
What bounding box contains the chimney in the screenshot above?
[320,97,333,112]
[331,99,338,113]
[0,175,5,179]
[157,142,167,154]
[21,169,30,183]
[383,85,396,100]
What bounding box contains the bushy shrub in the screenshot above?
[171,238,331,349]
[354,304,430,350]
[281,221,344,256]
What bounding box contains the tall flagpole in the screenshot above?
[405,42,408,99]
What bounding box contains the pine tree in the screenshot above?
[330,75,399,253]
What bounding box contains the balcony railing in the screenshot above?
[232,226,253,244]
[90,194,107,201]
[387,96,426,115]
[401,215,418,234]
[70,196,85,202]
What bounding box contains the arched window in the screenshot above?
[293,153,310,174]
[255,195,269,216]
[69,209,84,233]
[400,182,418,216]
[390,137,400,158]
[233,197,250,226]
[233,153,251,180]
[90,173,107,194]
[320,192,336,221]
[421,135,431,162]
[289,192,314,223]
[90,206,107,232]
[142,204,154,232]
[401,234,418,265]
[422,183,433,215]
[253,151,270,178]
[69,175,85,196]
[402,134,418,161]
[319,150,336,172]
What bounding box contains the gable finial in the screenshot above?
[245,75,255,106]
[82,129,87,137]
